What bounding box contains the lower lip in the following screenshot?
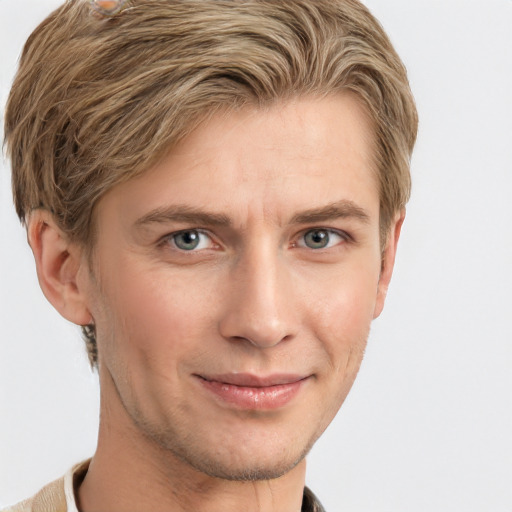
[198,378,305,410]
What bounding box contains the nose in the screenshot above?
[218,245,297,349]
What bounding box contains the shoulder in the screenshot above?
[1,477,66,512]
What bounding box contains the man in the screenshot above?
[3,0,417,510]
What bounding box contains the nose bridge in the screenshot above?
[218,237,295,348]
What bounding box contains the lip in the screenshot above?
[195,373,309,410]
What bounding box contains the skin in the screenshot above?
[29,93,403,512]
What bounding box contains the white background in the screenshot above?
[1,0,511,510]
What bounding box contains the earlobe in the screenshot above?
[373,210,405,319]
[27,210,93,327]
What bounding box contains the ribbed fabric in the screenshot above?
[2,461,88,512]
[3,473,67,512]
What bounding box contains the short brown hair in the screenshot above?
[4,0,418,366]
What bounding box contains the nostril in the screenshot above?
[225,323,292,350]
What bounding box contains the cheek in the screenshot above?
[297,265,379,431]
[305,259,380,336]
[299,257,381,390]
[90,259,220,418]
[91,255,216,368]
[124,276,198,330]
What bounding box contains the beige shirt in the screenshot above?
[2,460,89,512]
[3,460,325,512]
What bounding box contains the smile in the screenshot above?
[195,373,310,410]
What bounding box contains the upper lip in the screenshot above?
[197,373,308,388]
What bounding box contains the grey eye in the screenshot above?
[173,230,202,251]
[300,229,345,249]
[303,229,330,249]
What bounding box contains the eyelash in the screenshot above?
[161,227,351,253]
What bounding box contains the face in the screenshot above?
[80,94,398,481]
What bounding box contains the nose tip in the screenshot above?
[226,315,292,349]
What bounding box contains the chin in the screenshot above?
[171,443,311,482]
[144,419,318,482]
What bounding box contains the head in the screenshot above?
[5,0,417,482]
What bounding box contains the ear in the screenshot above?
[27,209,93,326]
[373,210,405,319]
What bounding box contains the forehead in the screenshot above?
[185,95,372,166]
[96,93,379,226]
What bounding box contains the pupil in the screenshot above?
[183,232,196,243]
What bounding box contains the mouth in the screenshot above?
[194,373,310,410]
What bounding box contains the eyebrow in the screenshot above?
[290,200,371,225]
[134,205,231,228]
[134,199,371,230]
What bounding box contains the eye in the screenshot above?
[298,229,346,250]
[169,230,214,251]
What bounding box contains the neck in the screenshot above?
[77,376,307,512]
